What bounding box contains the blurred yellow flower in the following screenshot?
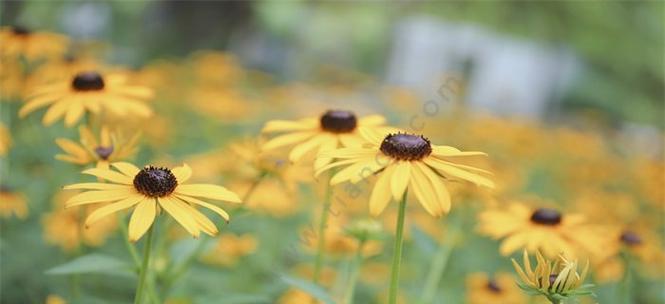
[45,294,67,304]
[0,57,24,100]
[0,26,68,61]
[202,233,257,267]
[594,226,664,282]
[0,186,28,219]
[512,250,591,301]
[261,110,392,170]
[63,162,241,241]
[318,130,494,217]
[303,216,383,258]
[20,71,153,127]
[0,123,11,156]
[477,202,603,258]
[55,125,139,169]
[277,288,322,304]
[25,55,100,89]
[190,87,255,122]
[190,51,244,87]
[42,190,116,252]
[466,272,526,304]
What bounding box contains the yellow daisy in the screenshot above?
[19,71,153,127]
[55,125,139,169]
[0,26,69,61]
[0,186,28,219]
[63,162,241,241]
[316,130,494,217]
[466,272,526,304]
[0,122,11,156]
[477,202,603,258]
[261,110,392,170]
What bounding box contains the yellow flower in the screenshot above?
[190,87,255,122]
[278,289,322,304]
[317,130,494,217]
[202,233,258,267]
[0,186,28,219]
[477,202,603,258]
[261,110,392,170]
[593,226,665,282]
[63,162,242,241]
[45,294,67,304]
[25,55,100,89]
[42,190,116,252]
[55,125,139,169]
[0,57,24,100]
[466,272,527,304]
[0,122,11,156]
[20,71,153,127]
[512,250,592,301]
[0,26,68,61]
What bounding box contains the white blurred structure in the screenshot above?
[387,18,580,119]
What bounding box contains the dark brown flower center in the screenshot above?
[620,230,642,246]
[133,166,177,197]
[12,26,30,35]
[548,274,558,287]
[486,278,502,293]
[72,71,105,91]
[380,133,432,161]
[320,110,357,133]
[94,146,114,160]
[530,208,562,226]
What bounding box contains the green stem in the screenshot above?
[419,222,459,303]
[134,225,155,304]
[313,171,334,284]
[388,192,408,304]
[120,216,142,269]
[343,240,366,304]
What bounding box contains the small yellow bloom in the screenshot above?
[0,186,28,219]
[278,288,322,304]
[0,26,68,61]
[466,272,527,304]
[63,162,241,241]
[20,71,153,127]
[55,125,139,169]
[317,130,494,217]
[45,294,67,304]
[202,233,258,267]
[512,250,592,301]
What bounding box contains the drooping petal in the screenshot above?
[313,136,339,171]
[289,134,330,163]
[409,165,442,216]
[261,131,316,151]
[414,162,451,214]
[158,196,200,238]
[176,199,218,236]
[128,199,157,242]
[369,165,394,216]
[171,163,192,184]
[424,157,494,188]
[330,158,383,185]
[390,161,411,200]
[85,194,144,227]
[176,194,230,222]
[65,189,134,207]
[175,184,241,203]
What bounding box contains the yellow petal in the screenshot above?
[262,131,315,151]
[409,164,442,217]
[85,195,144,227]
[171,163,192,184]
[313,137,339,171]
[499,232,529,256]
[64,182,130,190]
[176,194,230,222]
[289,134,330,163]
[358,114,386,126]
[512,259,534,286]
[79,125,98,148]
[369,165,394,216]
[158,196,200,238]
[424,158,494,188]
[175,184,241,203]
[261,118,318,133]
[390,161,411,200]
[315,158,362,178]
[64,102,85,127]
[55,138,89,160]
[42,100,70,126]
[18,93,59,117]
[100,126,111,147]
[111,162,140,177]
[177,200,218,236]
[414,162,451,214]
[128,199,156,242]
[330,158,381,185]
[523,249,534,278]
[65,189,134,207]
[318,147,376,159]
[82,168,133,184]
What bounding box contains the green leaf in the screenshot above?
[45,254,133,276]
[279,274,335,304]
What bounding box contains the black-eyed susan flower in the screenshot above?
[466,272,526,304]
[55,125,139,169]
[593,226,665,282]
[0,185,28,219]
[261,110,393,170]
[512,250,592,303]
[317,131,494,217]
[63,162,241,241]
[0,26,69,61]
[477,201,604,258]
[0,123,10,156]
[19,71,153,127]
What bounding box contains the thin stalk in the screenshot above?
[313,170,335,283]
[119,216,142,269]
[388,192,408,304]
[134,224,155,304]
[343,240,366,304]
[419,223,460,303]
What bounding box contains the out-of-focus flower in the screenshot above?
[318,130,493,217]
[466,272,526,304]
[55,125,139,169]
[25,55,100,89]
[42,190,116,252]
[0,123,11,156]
[278,289,322,304]
[0,26,68,61]
[303,216,383,258]
[477,202,604,258]
[633,158,665,208]
[189,51,245,87]
[63,162,241,241]
[0,57,24,100]
[202,233,257,267]
[20,71,153,127]
[261,110,393,170]
[228,179,299,217]
[512,250,592,302]
[45,294,67,304]
[594,226,664,282]
[0,186,27,219]
[190,87,255,122]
